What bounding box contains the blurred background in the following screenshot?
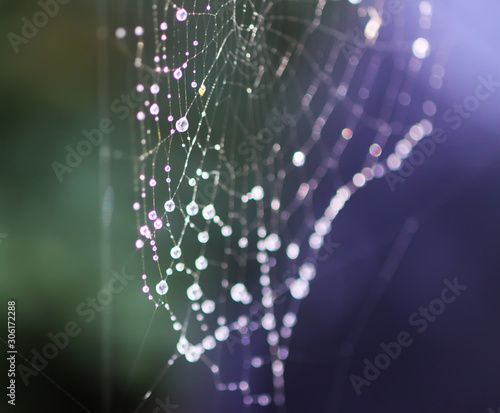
[1,0,500,412]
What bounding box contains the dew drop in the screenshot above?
[156,280,169,295]
[221,225,232,237]
[202,204,216,220]
[173,68,183,80]
[176,117,189,132]
[293,151,306,167]
[164,200,175,212]
[187,283,203,301]
[176,8,188,21]
[202,335,216,350]
[215,326,230,341]
[198,231,209,243]
[290,278,310,300]
[149,103,159,116]
[186,201,199,216]
[170,246,182,259]
[153,218,163,230]
[115,27,126,39]
[195,256,208,270]
[202,300,215,314]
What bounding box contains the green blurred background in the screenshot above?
[0,1,191,411]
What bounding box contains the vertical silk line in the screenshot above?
[96,0,111,411]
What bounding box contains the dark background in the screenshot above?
[1,0,500,412]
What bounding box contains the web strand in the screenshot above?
[118,0,448,410]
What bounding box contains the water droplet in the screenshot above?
[369,143,382,157]
[283,312,297,327]
[187,283,203,301]
[202,204,216,220]
[195,256,208,270]
[250,185,264,201]
[214,326,230,341]
[286,243,300,259]
[149,103,160,116]
[202,300,215,314]
[292,151,305,167]
[177,337,189,354]
[202,335,216,349]
[153,218,163,230]
[115,27,126,39]
[185,345,202,362]
[186,201,199,216]
[173,68,183,79]
[150,84,160,94]
[299,262,316,280]
[170,246,182,259]
[412,37,430,59]
[156,280,169,295]
[290,278,310,299]
[262,313,276,330]
[265,233,281,251]
[221,225,232,237]
[231,283,247,302]
[164,200,175,212]
[176,117,189,132]
[198,231,209,243]
[176,8,188,21]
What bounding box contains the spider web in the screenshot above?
[119,0,447,410]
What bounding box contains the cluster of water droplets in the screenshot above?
[119,0,448,409]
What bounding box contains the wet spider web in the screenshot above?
[118,0,447,411]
